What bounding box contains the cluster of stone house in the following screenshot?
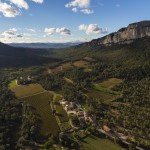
[60,99,96,127]
[17,76,33,85]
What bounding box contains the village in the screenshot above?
[58,98,144,150]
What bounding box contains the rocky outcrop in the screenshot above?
[89,21,150,46]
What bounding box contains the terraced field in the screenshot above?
[20,91,60,136]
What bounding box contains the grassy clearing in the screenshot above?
[64,77,74,84]
[51,62,72,73]
[83,57,95,62]
[73,60,88,68]
[20,92,60,136]
[98,78,123,89]
[86,90,118,103]
[80,135,125,150]
[10,84,45,98]
[93,83,120,95]
[83,68,93,72]
[50,91,70,131]
[9,80,17,88]
[90,78,123,103]
[49,91,63,102]
[55,103,69,123]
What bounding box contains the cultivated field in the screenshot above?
[64,77,74,84]
[80,135,125,150]
[55,103,69,123]
[9,80,17,88]
[83,68,93,72]
[20,92,60,136]
[93,78,123,95]
[73,60,89,68]
[86,90,118,103]
[50,91,71,131]
[51,62,72,73]
[93,83,119,95]
[98,78,123,89]
[10,84,45,98]
[83,57,95,62]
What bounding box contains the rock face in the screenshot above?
[89,21,150,46]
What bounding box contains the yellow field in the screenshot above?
[9,80,17,88]
[51,62,72,73]
[10,84,45,98]
[63,77,74,84]
[99,78,123,89]
[83,57,95,62]
[83,68,93,72]
[73,60,88,68]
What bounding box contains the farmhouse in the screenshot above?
[60,99,96,128]
[102,125,111,132]
[17,75,34,85]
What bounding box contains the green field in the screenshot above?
[83,68,93,72]
[93,78,123,95]
[9,80,17,88]
[99,78,123,89]
[10,83,45,98]
[80,135,125,150]
[64,77,74,84]
[20,92,60,136]
[86,90,119,103]
[50,91,70,131]
[55,103,69,123]
[93,83,119,95]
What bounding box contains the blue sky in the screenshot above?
[0,0,150,43]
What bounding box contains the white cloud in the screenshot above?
[0,2,20,17]
[26,28,36,32]
[72,7,78,13]
[65,0,94,14]
[44,27,71,36]
[56,27,71,35]
[65,0,90,8]
[1,29,23,39]
[44,28,56,35]
[9,0,29,10]
[31,0,44,4]
[0,0,44,18]
[10,28,17,32]
[79,24,108,34]
[81,9,94,14]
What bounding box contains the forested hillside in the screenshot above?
[0,42,60,67]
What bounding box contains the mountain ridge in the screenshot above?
[8,42,83,49]
[83,20,150,47]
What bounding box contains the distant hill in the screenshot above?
[0,42,61,68]
[8,42,82,49]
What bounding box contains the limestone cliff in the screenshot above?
[89,21,150,46]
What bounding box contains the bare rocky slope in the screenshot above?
[87,21,150,46]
